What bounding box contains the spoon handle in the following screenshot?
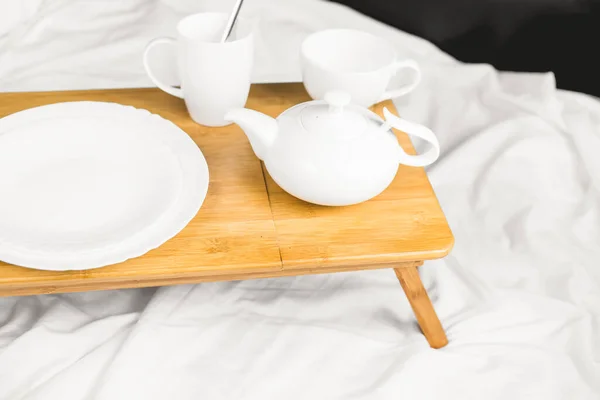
[221,0,245,43]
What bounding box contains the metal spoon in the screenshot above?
[220,0,245,43]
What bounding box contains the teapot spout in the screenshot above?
[225,108,278,161]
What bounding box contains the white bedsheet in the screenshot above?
[0,0,599,398]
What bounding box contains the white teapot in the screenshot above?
[225,91,440,206]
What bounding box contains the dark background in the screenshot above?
[332,0,600,96]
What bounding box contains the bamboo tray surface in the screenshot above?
[0,83,453,296]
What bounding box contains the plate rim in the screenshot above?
[0,101,209,271]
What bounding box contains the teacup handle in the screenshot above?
[381,107,440,167]
[378,59,421,102]
[143,37,184,99]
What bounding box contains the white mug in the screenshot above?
[143,12,254,127]
[301,29,421,107]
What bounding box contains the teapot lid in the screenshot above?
[299,91,372,136]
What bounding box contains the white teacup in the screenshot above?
[301,29,421,107]
[143,13,254,127]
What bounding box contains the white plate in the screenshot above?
[0,102,209,270]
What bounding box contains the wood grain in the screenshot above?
[0,261,423,297]
[0,83,453,297]
[394,266,448,348]
[0,87,282,292]
[255,85,454,269]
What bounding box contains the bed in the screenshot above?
[0,0,598,398]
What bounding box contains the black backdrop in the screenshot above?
[332,0,600,96]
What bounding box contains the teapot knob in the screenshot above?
[324,91,351,114]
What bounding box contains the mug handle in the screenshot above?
[143,37,184,99]
[381,107,440,167]
[378,59,421,102]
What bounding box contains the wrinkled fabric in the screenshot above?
[0,0,599,399]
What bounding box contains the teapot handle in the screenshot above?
[382,107,440,167]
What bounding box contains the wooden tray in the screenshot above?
[0,83,453,297]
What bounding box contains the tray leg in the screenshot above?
[394,265,448,349]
